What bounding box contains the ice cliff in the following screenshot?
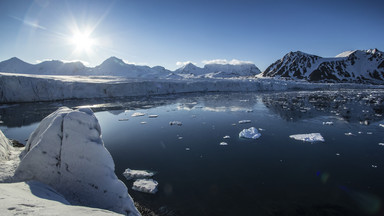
[14,107,140,216]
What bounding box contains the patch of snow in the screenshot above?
[14,107,140,215]
[289,133,324,142]
[239,127,261,139]
[132,179,158,194]
[0,181,122,216]
[123,168,155,180]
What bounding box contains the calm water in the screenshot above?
[1,90,384,216]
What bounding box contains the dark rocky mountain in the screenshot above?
[262,49,384,84]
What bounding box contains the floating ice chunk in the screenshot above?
[140,121,147,124]
[371,165,378,168]
[258,128,265,131]
[289,133,324,142]
[345,132,355,136]
[239,127,261,139]
[223,135,230,139]
[220,142,228,146]
[118,118,129,121]
[185,148,190,151]
[323,121,334,125]
[238,120,251,124]
[123,168,155,180]
[379,143,384,146]
[148,115,158,118]
[336,153,340,156]
[131,112,145,117]
[379,124,384,128]
[169,121,182,126]
[132,179,158,194]
[367,132,373,135]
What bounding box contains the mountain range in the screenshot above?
[0,56,261,79]
[0,48,383,84]
[262,48,384,84]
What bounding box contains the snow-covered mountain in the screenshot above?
[0,56,260,79]
[262,49,384,84]
[175,62,261,78]
[0,57,88,75]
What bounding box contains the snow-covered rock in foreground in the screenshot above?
[239,127,261,139]
[132,179,158,194]
[0,181,122,216]
[14,107,140,216]
[123,168,155,180]
[289,133,325,142]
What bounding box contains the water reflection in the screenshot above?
[1,90,384,128]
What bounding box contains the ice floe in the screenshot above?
[238,120,251,124]
[123,168,155,180]
[344,132,356,136]
[169,121,182,126]
[323,121,334,125]
[131,112,145,117]
[223,135,230,139]
[379,124,384,128]
[220,142,228,146]
[289,133,324,142]
[239,127,261,139]
[132,179,158,194]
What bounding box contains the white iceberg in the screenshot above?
[123,168,155,180]
[239,127,261,139]
[289,133,325,142]
[14,107,140,215]
[223,135,230,139]
[220,142,228,146]
[132,179,158,194]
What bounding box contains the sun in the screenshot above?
[69,29,96,54]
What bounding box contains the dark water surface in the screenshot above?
[1,90,384,216]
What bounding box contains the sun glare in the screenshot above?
[69,30,96,54]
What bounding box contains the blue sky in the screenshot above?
[0,0,383,70]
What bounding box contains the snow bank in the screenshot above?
[0,129,12,161]
[123,168,155,180]
[289,133,325,142]
[132,179,158,194]
[239,127,261,139]
[0,181,122,216]
[14,107,140,216]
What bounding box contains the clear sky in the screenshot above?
[0,0,383,71]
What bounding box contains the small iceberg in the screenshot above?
[122,168,155,180]
[289,133,324,142]
[223,135,230,139]
[220,142,228,146]
[131,112,145,117]
[238,120,251,124]
[132,179,158,194]
[148,115,158,118]
[239,127,261,139]
[323,121,334,125]
[169,121,182,126]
